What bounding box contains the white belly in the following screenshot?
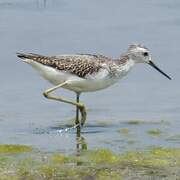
[66,76,119,92]
[26,60,120,93]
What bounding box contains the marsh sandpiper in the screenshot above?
[17,44,171,132]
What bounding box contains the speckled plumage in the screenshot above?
[16,44,171,129]
[16,52,128,79]
[18,43,169,93]
[17,44,171,129]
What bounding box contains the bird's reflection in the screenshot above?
[76,133,87,166]
[76,132,87,156]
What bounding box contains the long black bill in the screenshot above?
[148,60,172,80]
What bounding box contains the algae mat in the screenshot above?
[0,144,179,179]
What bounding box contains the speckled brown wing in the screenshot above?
[50,55,103,78]
[17,53,112,78]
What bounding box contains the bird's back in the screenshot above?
[17,53,114,78]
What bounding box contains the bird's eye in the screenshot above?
[143,52,149,56]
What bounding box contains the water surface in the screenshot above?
[0,0,179,154]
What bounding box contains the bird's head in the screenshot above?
[127,44,172,80]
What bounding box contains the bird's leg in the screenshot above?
[76,93,80,124]
[76,92,80,135]
[43,81,87,127]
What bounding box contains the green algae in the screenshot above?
[117,128,136,144]
[117,128,130,135]
[0,156,9,167]
[0,146,180,179]
[147,129,162,136]
[96,121,111,127]
[119,147,180,169]
[119,151,169,168]
[51,154,76,164]
[126,119,169,125]
[38,165,58,179]
[150,147,180,159]
[127,120,141,125]
[84,149,119,164]
[96,169,122,180]
[0,144,32,154]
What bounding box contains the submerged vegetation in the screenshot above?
[147,129,162,137]
[0,144,180,179]
[127,120,141,125]
[117,128,130,135]
[0,144,32,154]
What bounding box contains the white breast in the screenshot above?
[66,68,119,92]
[117,59,135,77]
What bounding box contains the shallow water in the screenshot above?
[0,0,179,154]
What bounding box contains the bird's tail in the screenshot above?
[16,52,45,63]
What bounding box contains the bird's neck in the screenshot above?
[114,58,135,78]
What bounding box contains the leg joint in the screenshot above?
[43,92,48,98]
[78,103,84,108]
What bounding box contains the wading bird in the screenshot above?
[17,44,171,132]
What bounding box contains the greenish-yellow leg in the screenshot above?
[76,93,80,135]
[43,81,87,127]
[76,93,80,123]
